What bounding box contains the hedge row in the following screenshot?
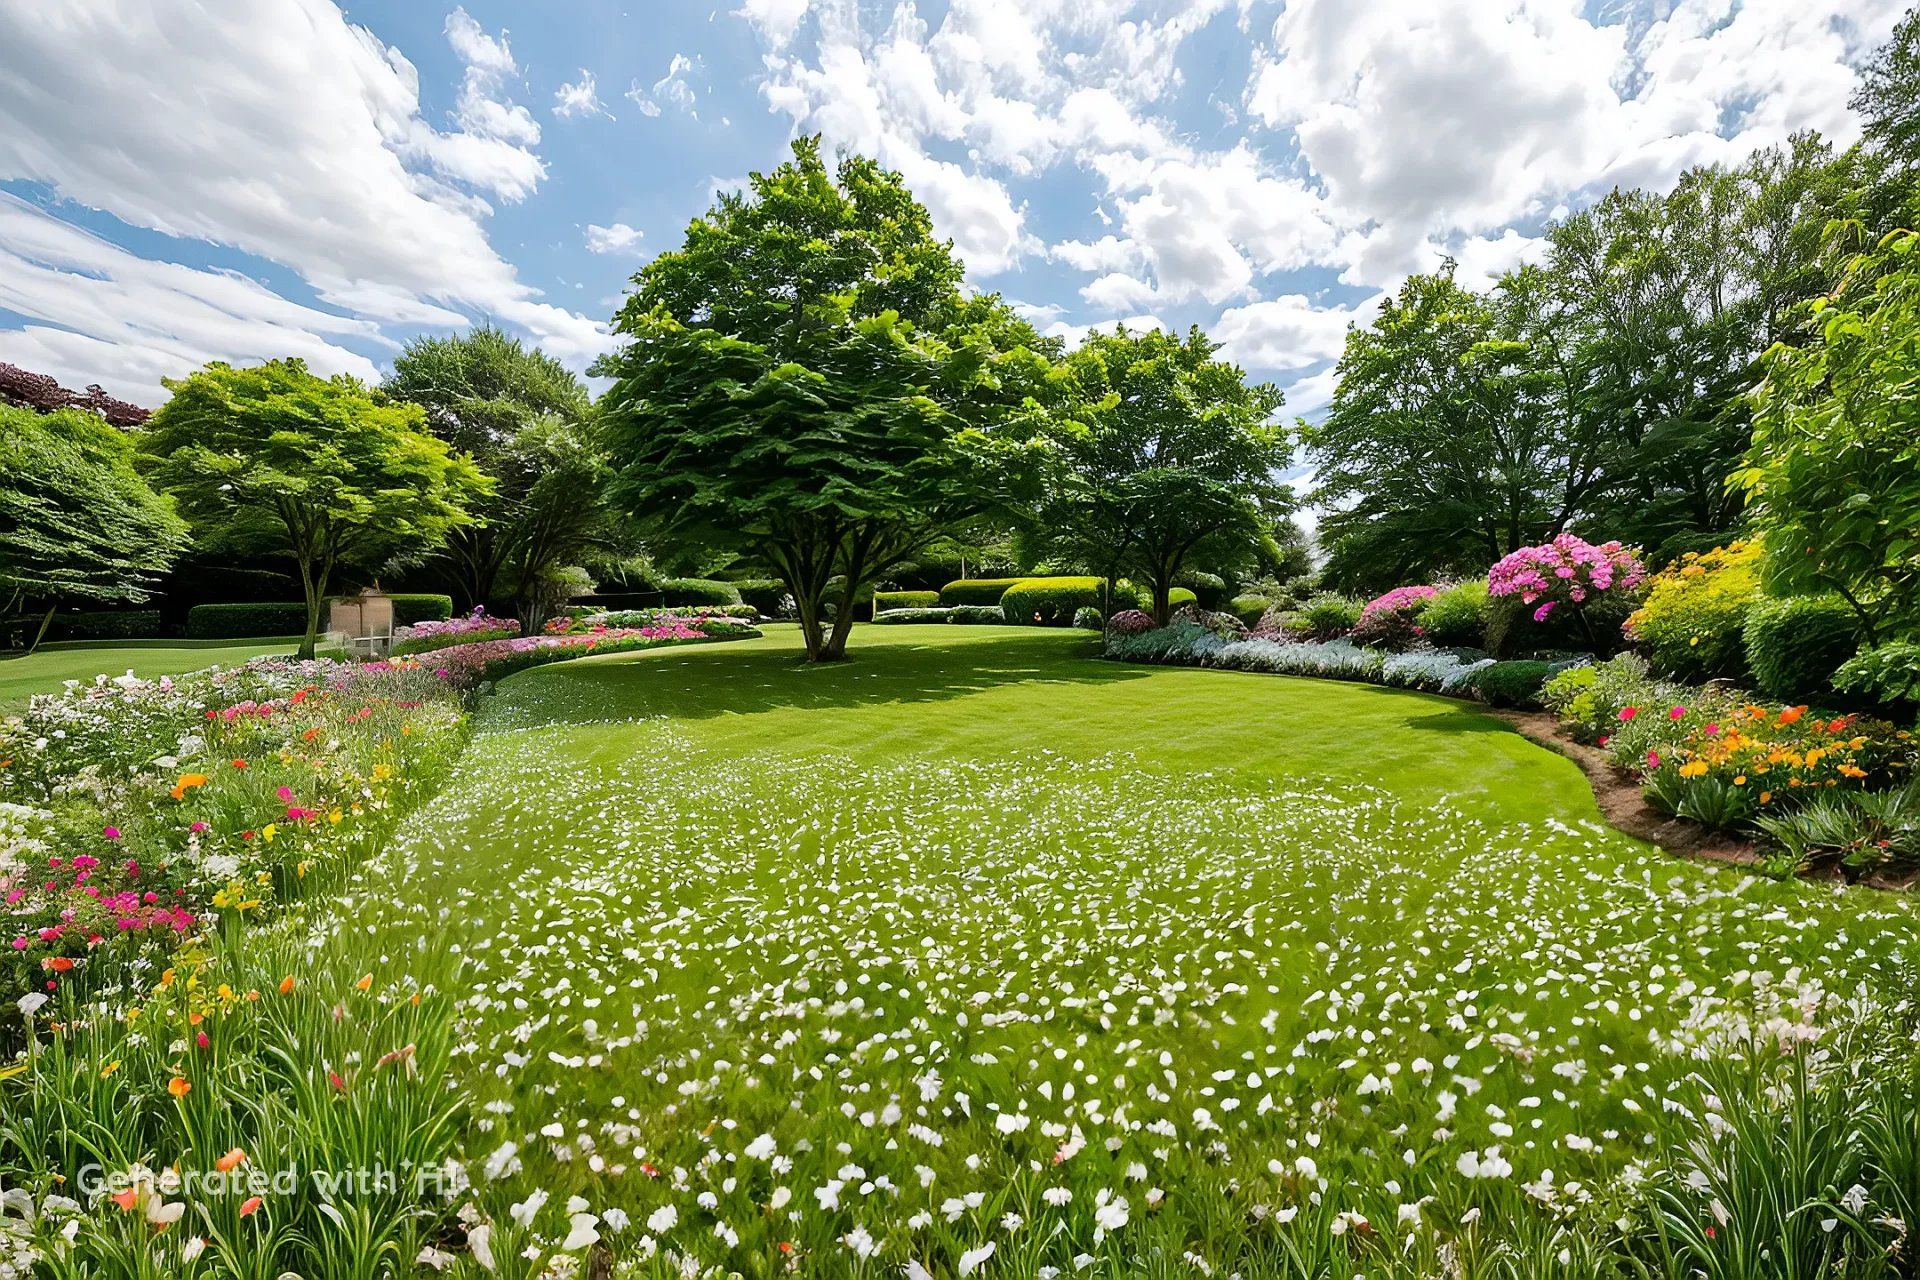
[874,589,941,613]
[873,606,1006,625]
[184,594,454,639]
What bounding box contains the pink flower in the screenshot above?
[1618,706,1638,721]
[1668,706,1686,720]
[102,827,120,840]
[1648,751,1661,768]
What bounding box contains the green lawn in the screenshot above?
[347,624,1918,1277]
[0,639,305,709]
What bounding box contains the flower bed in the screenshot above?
[408,617,759,689]
[390,606,521,656]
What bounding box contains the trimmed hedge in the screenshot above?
[1174,570,1227,609]
[939,577,1027,606]
[387,593,454,627]
[186,602,308,639]
[1469,660,1556,710]
[1000,577,1110,626]
[874,590,940,613]
[1742,595,1860,699]
[1225,595,1271,628]
[49,610,164,641]
[660,577,743,607]
[873,605,1006,625]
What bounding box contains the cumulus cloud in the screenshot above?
[584,222,645,254]
[629,54,704,120]
[1212,292,1375,373]
[0,0,608,398]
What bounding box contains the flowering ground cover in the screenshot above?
[322,625,1920,1278]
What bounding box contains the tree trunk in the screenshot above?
[1152,577,1173,626]
[297,559,330,661]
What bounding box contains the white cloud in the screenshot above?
[1212,292,1375,372]
[736,0,812,48]
[584,222,645,254]
[0,193,384,406]
[1042,312,1168,349]
[0,0,608,395]
[553,70,613,120]
[630,54,704,120]
[427,6,545,200]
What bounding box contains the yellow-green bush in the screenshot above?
[1623,541,1763,681]
[939,577,1028,606]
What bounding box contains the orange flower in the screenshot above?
[46,956,74,972]
[354,974,373,992]
[240,1196,263,1218]
[168,1076,191,1099]
[278,976,295,995]
[215,1148,247,1172]
[1778,705,1807,726]
[111,1188,139,1212]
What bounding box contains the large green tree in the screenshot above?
[596,138,1061,661]
[0,404,189,651]
[142,360,488,658]
[1739,230,1920,643]
[383,327,609,617]
[1311,140,1850,589]
[1032,326,1289,624]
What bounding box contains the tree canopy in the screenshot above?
[597,137,1062,661]
[0,404,188,650]
[1031,325,1289,623]
[384,326,612,621]
[142,359,488,657]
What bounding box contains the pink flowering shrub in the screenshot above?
[397,619,759,690]
[1349,584,1438,651]
[1486,535,1646,652]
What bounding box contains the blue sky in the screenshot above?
[0,0,1905,418]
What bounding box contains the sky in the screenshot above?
[0,0,1907,424]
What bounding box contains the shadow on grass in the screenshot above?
[1404,706,1521,736]
[493,629,1155,727]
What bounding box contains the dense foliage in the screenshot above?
[0,405,188,650]
[141,360,488,658]
[596,138,1060,662]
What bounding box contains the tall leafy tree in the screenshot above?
[596,138,1061,661]
[1309,268,1593,589]
[1,405,188,651]
[1739,230,1920,643]
[142,360,488,658]
[383,327,605,613]
[1034,326,1289,624]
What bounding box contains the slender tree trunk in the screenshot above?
[22,605,54,656]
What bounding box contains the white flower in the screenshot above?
[469,1223,497,1272]
[744,1132,778,1161]
[646,1204,677,1233]
[16,993,48,1020]
[958,1241,997,1274]
[508,1188,547,1228]
[562,1212,600,1251]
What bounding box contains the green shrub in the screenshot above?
[939,577,1026,606]
[1622,541,1762,681]
[1000,577,1111,626]
[386,593,454,628]
[659,577,743,607]
[49,610,165,641]
[1168,587,1198,610]
[1742,595,1860,699]
[1073,607,1103,630]
[874,590,940,613]
[1226,595,1271,627]
[951,605,1005,624]
[728,579,789,617]
[1415,581,1488,649]
[874,607,954,624]
[1470,660,1555,710]
[1833,642,1920,712]
[1298,593,1361,641]
[185,602,307,639]
[1174,570,1227,609]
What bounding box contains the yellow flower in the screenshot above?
[100,1060,121,1079]
[1678,761,1710,779]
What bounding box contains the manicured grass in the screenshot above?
[0,639,306,708]
[347,623,1918,1277]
